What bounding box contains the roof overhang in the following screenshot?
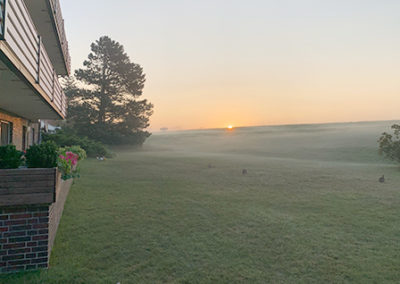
[0,49,64,121]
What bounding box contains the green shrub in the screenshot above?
[42,130,110,158]
[25,141,58,168]
[0,145,23,169]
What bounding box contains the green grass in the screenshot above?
[2,121,400,283]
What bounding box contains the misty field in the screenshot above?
[3,121,400,283]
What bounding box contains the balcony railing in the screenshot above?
[0,0,66,117]
[48,0,71,75]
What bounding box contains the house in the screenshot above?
[0,0,70,273]
[0,0,68,150]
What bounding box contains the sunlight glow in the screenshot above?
[227,125,233,130]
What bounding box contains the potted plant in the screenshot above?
[0,142,86,206]
[0,142,58,206]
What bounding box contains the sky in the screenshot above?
[61,0,400,131]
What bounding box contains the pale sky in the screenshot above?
[61,0,400,130]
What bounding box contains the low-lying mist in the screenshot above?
[145,121,395,165]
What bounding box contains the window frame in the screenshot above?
[0,120,12,146]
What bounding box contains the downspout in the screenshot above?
[38,119,42,144]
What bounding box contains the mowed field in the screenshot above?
[3,121,400,283]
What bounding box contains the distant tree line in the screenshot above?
[378,124,400,163]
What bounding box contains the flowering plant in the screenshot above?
[59,146,87,161]
[58,151,80,180]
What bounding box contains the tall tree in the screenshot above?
[67,36,153,144]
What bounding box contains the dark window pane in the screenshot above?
[9,122,13,143]
[22,126,27,151]
[1,122,10,145]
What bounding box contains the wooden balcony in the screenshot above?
[24,0,71,76]
[0,0,66,120]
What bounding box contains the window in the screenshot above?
[0,121,12,146]
[30,127,35,146]
[22,126,27,151]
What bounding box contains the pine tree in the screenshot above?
[66,36,153,144]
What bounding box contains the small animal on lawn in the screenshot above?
[242,169,248,175]
[379,175,385,183]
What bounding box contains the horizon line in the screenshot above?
[151,118,400,133]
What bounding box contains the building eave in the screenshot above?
[0,41,65,120]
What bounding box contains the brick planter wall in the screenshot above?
[49,178,73,252]
[0,169,72,273]
[0,205,50,272]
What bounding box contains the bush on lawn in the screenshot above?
[42,130,110,158]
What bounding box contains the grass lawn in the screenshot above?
[2,121,400,283]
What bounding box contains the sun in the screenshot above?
[227,125,233,130]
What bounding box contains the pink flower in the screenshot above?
[71,157,78,166]
[59,152,79,166]
[66,152,74,159]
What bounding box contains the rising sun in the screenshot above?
[227,125,233,130]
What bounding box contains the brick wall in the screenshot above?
[0,111,28,150]
[0,177,73,273]
[0,110,39,150]
[0,205,50,273]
